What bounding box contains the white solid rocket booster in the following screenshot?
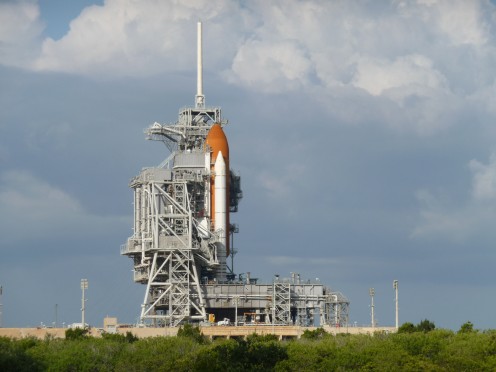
[214,150,227,281]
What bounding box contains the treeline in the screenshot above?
[2,322,496,371]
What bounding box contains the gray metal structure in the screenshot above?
[121,22,349,327]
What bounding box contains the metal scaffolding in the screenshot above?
[272,282,291,325]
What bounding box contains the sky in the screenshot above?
[1,0,496,330]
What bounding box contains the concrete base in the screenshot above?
[0,325,396,340]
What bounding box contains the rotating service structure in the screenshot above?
[121,22,349,327]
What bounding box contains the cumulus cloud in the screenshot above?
[433,0,491,46]
[226,39,312,93]
[1,0,491,88]
[223,0,496,133]
[32,0,247,76]
[1,0,495,135]
[0,0,44,67]
[227,0,495,93]
[412,153,496,240]
[352,54,447,96]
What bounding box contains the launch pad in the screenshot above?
[121,22,349,327]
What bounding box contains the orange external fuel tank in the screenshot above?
[205,123,230,257]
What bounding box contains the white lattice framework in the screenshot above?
[323,292,350,327]
[123,166,220,325]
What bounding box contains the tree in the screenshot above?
[115,336,202,370]
[0,336,42,372]
[398,322,416,333]
[416,319,435,333]
[458,321,475,334]
[195,339,246,370]
[101,331,139,343]
[244,333,287,370]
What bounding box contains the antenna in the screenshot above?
[195,21,205,109]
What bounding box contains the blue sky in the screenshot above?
[1,0,496,330]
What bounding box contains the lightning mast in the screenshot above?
[195,21,205,109]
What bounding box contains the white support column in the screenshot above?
[140,253,157,323]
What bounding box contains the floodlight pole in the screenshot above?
[0,285,3,328]
[81,279,88,327]
[369,288,375,328]
[393,280,399,329]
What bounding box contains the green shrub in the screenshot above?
[177,323,207,344]
[65,327,88,340]
[301,327,328,340]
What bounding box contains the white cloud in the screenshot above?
[351,54,447,96]
[1,0,495,136]
[32,0,246,76]
[0,0,493,91]
[0,0,44,67]
[226,39,312,93]
[399,0,491,46]
[435,0,490,46]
